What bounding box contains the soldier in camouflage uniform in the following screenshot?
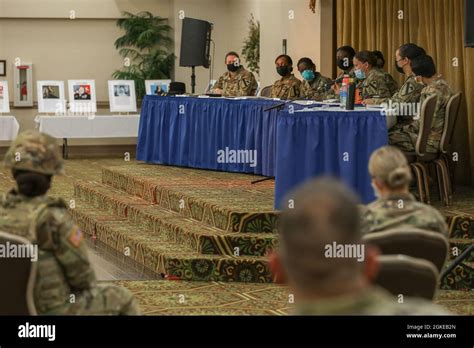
[297,57,334,101]
[270,177,449,315]
[389,55,454,154]
[372,50,399,97]
[331,46,357,96]
[212,51,258,97]
[0,130,140,315]
[365,44,426,127]
[353,51,395,101]
[361,146,448,235]
[270,54,302,100]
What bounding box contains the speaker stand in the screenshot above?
[191,66,196,94]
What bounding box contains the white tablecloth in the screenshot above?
[35,115,140,138]
[0,116,20,141]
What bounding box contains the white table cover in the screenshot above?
[35,115,140,138]
[0,116,20,141]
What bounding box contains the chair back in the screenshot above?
[440,92,462,154]
[259,85,273,98]
[375,255,439,300]
[0,231,38,315]
[415,94,438,157]
[362,228,449,272]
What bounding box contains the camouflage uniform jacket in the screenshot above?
[301,73,334,101]
[294,286,450,315]
[213,66,258,97]
[270,74,302,100]
[377,74,425,124]
[0,190,96,314]
[400,77,453,153]
[377,68,400,97]
[357,68,396,100]
[360,193,448,236]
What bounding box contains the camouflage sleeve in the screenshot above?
[213,75,224,90]
[36,207,96,291]
[300,81,311,99]
[364,78,392,100]
[359,205,373,235]
[245,72,258,96]
[289,81,302,100]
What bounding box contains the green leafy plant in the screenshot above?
[113,11,174,101]
[241,14,260,76]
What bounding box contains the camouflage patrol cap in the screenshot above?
[3,130,64,175]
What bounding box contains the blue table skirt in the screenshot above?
[137,96,282,176]
[274,109,388,208]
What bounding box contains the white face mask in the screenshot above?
[371,182,381,199]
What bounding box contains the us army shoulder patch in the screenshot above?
[403,82,416,95]
[68,226,84,247]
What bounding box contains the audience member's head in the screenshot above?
[372,50,386,69]
[297,57,316,81]
[275,54,294,77]
[270,178,379,300]
[336,46,356,71]
[369,146,413,198]
[396,43,426,75]
[411,54,437,84]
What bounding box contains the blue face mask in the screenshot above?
[301,70,315,81]
[355,69,366,80]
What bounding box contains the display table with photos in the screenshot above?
[35,114,140,158]
[0,116,20,141]
[274,107,389,208]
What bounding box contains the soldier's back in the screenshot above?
[360,194,448,235]
[295,287,450,315]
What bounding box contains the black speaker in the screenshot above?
[180,17,212,68]
[465,0,474,47]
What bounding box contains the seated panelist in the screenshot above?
[297,57,334,101]
[270,54,302,100]
[212,51,258,97]
[353,50,395,101]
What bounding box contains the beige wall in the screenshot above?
[1,0,334,147]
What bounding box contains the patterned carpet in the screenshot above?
[0,158,472,314]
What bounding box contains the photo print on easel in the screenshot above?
[68,79,97,114]
[145,80,171,95]
[37,81,66,114]
[108,80,137,113]
[0,80,10,113]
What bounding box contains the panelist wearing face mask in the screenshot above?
[389,54,454,154]
[360,146,448,236]
[353,50,394,101]
[212,51,258,97]
[297,57,334,101]
[331,46,356,95]
[365,44,426,115]
[270,54,302,100]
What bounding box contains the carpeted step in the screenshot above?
[440,263,474,291]
[446,215,474,239]
[71,206,272,283]
[101,166,278,233]
[448,239,474,262]
[74,181,279,257]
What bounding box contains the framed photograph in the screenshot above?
[108,80,137,113]
[0,60,5,76]
[68,80,97,114]
[37,81,66,114]
[145,80,171,95]
[13,63,33,107]
[0,81,10,113]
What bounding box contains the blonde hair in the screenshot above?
[369,146,412,189]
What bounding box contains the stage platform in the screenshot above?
[0,158,472,314]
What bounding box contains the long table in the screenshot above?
[137,96,282,177]
[0,116,20,141]
[35,114,140,158]
[137,96,389,207]
[275,107,388,208]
